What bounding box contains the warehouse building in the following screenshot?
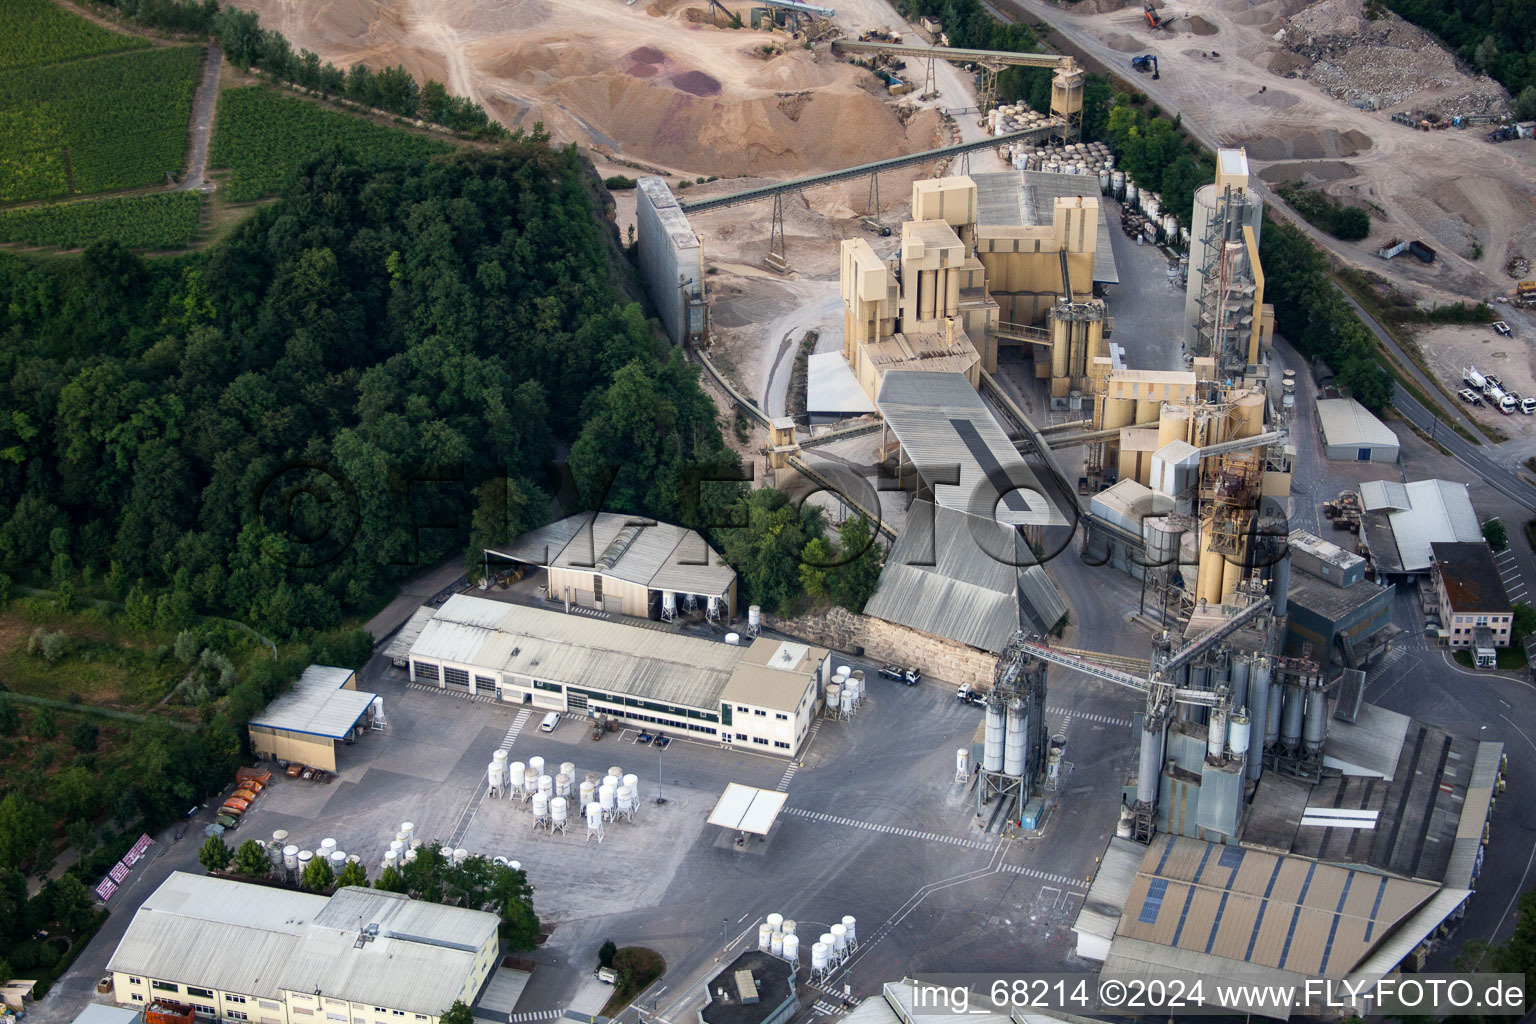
[108,873,499,1024]
[486,512,738,622]
[635,178,705,344]
[1358,478,1481,575]
[247,666,379,771]
[407,596,827,757]
[1316,398,1399,462]
[1429,541,1512,663]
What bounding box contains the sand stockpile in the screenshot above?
[229,0,939,176]
[1278,0,1510,117]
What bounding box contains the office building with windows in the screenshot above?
[107,874,499,1024]
[405,596,827,757]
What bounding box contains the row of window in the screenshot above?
[129,980,425,1023]
[611,709,715,734]
[443,666,470,688]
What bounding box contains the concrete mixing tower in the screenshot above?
[1184,149,1273,379]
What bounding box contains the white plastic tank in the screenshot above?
[494,856,508,866]
[329,850,347,871]
[537,774,553,796]
[298,849,313,871]
[453,847,468,866]
[1112,170,1125,197]
[839,689,855,715]
[555,773,571,797]
[283,845,299,869]
[811,942,829,971]
[389,839,405,857]
[830,923,847,954]
[599,787,616,814]
[381,849,397,870]
[1163,214,1178,240]
[1004,701,1027,777]
[320,837,337,855]
[529,756,545,777]
[617,784,634,812]
[766,913,784,931]
[580,780,596,806]
[509,762,525,787]
[347,853,360,864]
[533,792,550,819]
[748,605,762,631]
[956,748,969,775]
[488,762,504,791]
[608,766,623,781]
[758,923,774,951]
[841,915,857,945]
[825,682,841,707]
[782,933,800,963]
[623,773,639,793]
[523,768,538,793]
[770,931,784,956]
[404,848,417,864]
[272,829,289,845]
[724,632,740,645]
[494,749,508,766]
[509,860,520,871]
[782,919,796,936]
[1099,169,1112,194]
[560,760,575,779]
[395,830,408,843]
[984,701,1005,773]
[662,592,676,618]
[819,932,835,956]
[1208,706,1228,760]
[586,802,604,828]
[836,664,851,680]
[1125,181,1139,207]
[551,797,568,826]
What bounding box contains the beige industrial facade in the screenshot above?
[247,666,378,772]
[108,874,499,1024]
[408,596,828,757]
[487,512,738,622]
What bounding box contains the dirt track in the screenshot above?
[1006,0,1536,305]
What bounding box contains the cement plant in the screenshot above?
[10,0,1536,1021]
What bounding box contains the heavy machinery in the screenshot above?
[1143,2,1163,28]
[1131,54,1159,78]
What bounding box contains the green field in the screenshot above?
[210,86,453,201]
[0,0,150,71]
[0,44,201,203]
[0,190,201,249]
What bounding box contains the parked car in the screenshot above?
[286,763,304,778]
[879,664,905,681]
[1458,388,1483,405]
[1493,321,1512,336]
[903,667,922,686]
[636,731,653,745]
[654,734,671,749]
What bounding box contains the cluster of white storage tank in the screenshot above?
[1104,170,1188,249]
[825,666,864,718]
[757,912,857,978]
[497,753,640,837]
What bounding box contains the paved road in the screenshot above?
[179,43,222,190]
[1392,384,1536,514]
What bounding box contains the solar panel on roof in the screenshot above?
[1138,878,1168,924]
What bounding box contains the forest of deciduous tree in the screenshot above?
[0,141,743,637]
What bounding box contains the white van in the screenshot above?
[539,712,560,733]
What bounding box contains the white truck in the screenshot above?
[1463,365,1488,391]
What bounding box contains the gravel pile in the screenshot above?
[1278,0,1510,117]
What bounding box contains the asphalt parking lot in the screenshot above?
[228,647,1142,1021]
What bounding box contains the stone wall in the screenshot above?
[764,607,997,687]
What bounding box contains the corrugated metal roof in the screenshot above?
[248,666,376,740]
[73,1006,140,1024]
[1378,480,1481,572]
[1345,887,1471,983]
[1322,701,1410,780]
[971,171,1120,284]
[107,875,497,1014]
[1316,398,1400,450]
[488,513,735,597]
[1115,835,1437,979]
[384,606,439,661]
[412,596,751,710]
[807,351,877,414]
[1360,479,1410,511]
[1073,836,1145,949]
[707,784,787,834]
[877,371,1067,529]
[863,501,1066,653]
